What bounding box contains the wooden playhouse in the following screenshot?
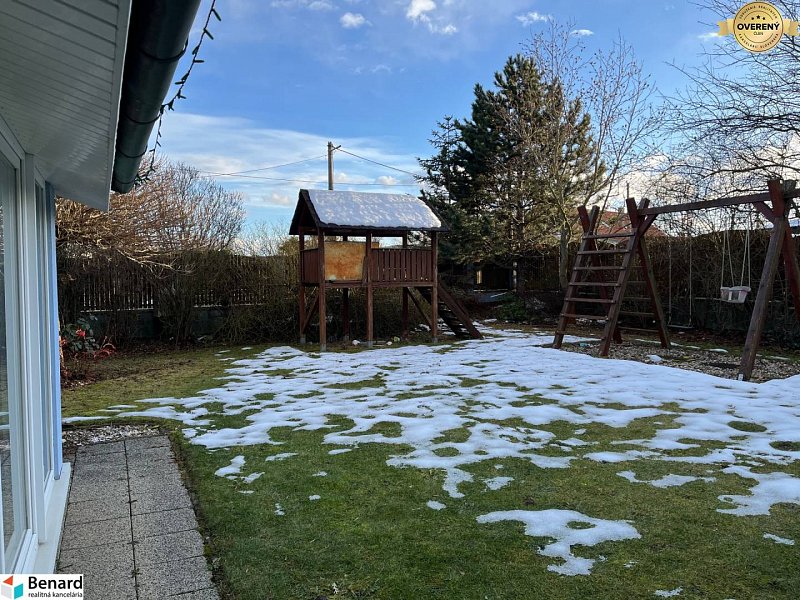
[289,189,481,350]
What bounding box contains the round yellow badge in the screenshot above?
[733,2,784,52]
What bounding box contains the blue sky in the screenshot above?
[157,0,728,229]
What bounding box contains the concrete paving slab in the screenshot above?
[125,436,170,451]
[130,482,192,515]
[133,529,205,566]
[168,589,220,599]
[58,436,219,600]
[67,479,129,503]
[127,445,174,462]
[132,508,197,540]
[78,441,126,456]
[66,496,131,525]
[136,556,215,599]
[61,516,132,550]
[58,541,134,576]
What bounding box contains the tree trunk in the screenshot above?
[559,226,570,290]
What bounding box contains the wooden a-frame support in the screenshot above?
[554,199,670,356]
[554,179,800,381]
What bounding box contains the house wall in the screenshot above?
[0,116,68,574]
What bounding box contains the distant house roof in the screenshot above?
[573,209,667,240]
[290,189,448,235]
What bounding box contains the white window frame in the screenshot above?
[0,127,34,574]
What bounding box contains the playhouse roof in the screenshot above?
[290,189,447,235]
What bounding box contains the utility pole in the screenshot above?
[327,140,349,339]
[327,141,341,191]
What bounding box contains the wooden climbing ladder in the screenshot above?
[554,198,671,356]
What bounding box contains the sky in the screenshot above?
[157,0,729,229]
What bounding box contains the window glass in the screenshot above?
[0,154,27,566]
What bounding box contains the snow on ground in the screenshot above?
[476,509,641,575]
[617,471,716,488]
[427,500,446,511]
[109,327,800,576]
[265,452,297,462]
[763,533,795,545]
[717,467,800,516]
[214,455,245,478]
[484,476,514,491]
[654,588,683,598]
[242,472,263,484]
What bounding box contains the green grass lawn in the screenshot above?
[62,337,800,600]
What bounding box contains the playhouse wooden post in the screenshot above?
[366,232,374,347]
[299,233,306,344]
[318,231,327,352]
[342,289,350,342]
[342,235,350,342]
[401,234,409,340]
[431,232,439,343]
[739,181,788,380]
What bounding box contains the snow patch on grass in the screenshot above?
[718,467,800,516]
[214,455,245,478]
[763,533,794,545]
[617,471,715,488]
[485,476,514,491]
[477,509,640,576]
[265,452,298,462]
[655,588,683,597]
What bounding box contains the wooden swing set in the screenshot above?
[554,179,800,381]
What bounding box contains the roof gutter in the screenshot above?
[111,0,202,193]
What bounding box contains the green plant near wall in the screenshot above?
[61,315,101,355]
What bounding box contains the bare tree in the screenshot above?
[57,157,245,345]
[236,220,294,257]
[57,157,244,263]
[662,0,800,194]
[515,22,660,287]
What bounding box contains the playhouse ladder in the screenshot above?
[553,201,670,356]
[418,280,483,339]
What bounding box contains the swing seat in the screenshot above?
[720,285,751,304]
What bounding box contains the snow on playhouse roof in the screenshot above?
[290,189,447,234]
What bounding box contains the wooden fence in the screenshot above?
[58,252,297,319]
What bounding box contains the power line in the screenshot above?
[336,147,422,179]
[207,172,419,187]
[200,154,327,177]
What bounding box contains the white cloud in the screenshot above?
[698,31,720,41]
[372,64,392,74]
[158,113,422,219]
[431,23,457,35]
[340,12,367,28]
[271,0,334,9]
[571,28,594,36]
[265,192,293,206]
[516,11,551,25]
[376,175,399,185]
[407,0,436,21]
[308,0,334,9]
